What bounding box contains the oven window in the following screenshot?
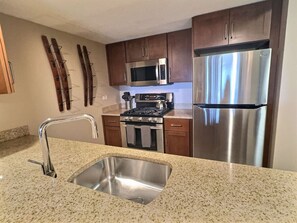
[127,128,157,151]
[131,66,157,82]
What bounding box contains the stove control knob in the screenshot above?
[124,117,129,121]
[138,117,143,121]
[148,118,153,122]
[128,117,133,121]
[153,118,158,123]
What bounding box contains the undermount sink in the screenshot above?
[69,156,172,204]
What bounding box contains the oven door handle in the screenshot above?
[122,124,162,130]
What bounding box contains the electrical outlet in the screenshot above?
[102,95,107,100]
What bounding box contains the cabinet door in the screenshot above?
[0,25,14,94]
[106,42,127,86]
[192,10,229,50]
[104,126,122,147]
[146,34,167,60]
[164,118,190,157]
[125,38,146,62]
[168,29,192,82]
[229,1,272,44]
[102,115,120,127]
[165,131,190,156]
[102,115,122,147]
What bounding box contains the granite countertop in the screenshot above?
[1,136,297,222]
[164,109,192,119]
[102,108,128,116]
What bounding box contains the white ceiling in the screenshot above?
[0,0,263,44]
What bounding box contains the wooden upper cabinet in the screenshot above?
[192,1,272,50]
[192,10,230,49]
[146,34,167,60]
[125,38,146,62]
[229,1,272,45]
[0,25,14,94]
[125,34,167,62]
[106,42,127,86]
[168,29,192,82]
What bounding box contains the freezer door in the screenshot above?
[193,106,267,166]
[193,49,271,105]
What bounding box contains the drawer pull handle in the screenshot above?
[108,121,117,123]
[170,124,182,127]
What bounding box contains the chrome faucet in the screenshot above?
[38,114,98,178]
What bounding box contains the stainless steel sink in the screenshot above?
[69,156,172,204]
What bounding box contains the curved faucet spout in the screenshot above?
[38,114,98,177]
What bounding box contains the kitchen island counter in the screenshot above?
[0,136,297,222]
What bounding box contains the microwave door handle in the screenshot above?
[155,63,160,84]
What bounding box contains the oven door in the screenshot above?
[120,122,164,153]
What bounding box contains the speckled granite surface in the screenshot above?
[0,136,297,222]
[164,109,192,119]
[0,125,29,143]
[102,108,128,116]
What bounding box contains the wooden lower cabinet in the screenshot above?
[102,115,122,147]
[164,118,191,157]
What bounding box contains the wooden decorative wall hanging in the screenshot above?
[77,44,88,107]
[41,35,72,112]
[41,35,64,112]
[77,45,95,106]
[51,38,71,110]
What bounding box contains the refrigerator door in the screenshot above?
[193,48,271,105]
[193,106,267,166]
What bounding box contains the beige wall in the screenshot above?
[0,13,120,144]
[273,0,297,172]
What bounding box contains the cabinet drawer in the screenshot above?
[102,115,120,127]
[164,119,189,132]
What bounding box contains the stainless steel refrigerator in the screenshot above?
[193,48,272,167]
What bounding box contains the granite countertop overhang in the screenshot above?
[0,136,297,222]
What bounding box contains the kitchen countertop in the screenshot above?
[164,109,192,119]
[102,108,127,116]
[1,136,297,222]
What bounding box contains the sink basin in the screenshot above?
[69,156,172,204]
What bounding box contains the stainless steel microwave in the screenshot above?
[126,58,168,86]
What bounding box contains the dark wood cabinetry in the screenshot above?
[106,42,127,86]
[102,115,122,147]
[164,118,191,157]
[125,34,167,62]
[192,10,229,49]
[0,25,14,94]
[229,1,272,45]
[192,1,272,50]
[168,29,192,82]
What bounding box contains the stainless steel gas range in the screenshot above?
[120,93,174,153]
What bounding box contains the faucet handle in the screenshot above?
[28,159,45,173]
[28,159,57,178]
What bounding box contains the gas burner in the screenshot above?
[121,107,171,117]
[120,93,174,123]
